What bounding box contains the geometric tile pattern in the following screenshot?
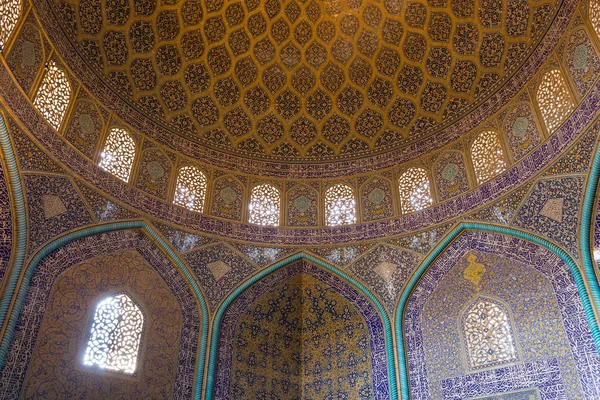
[184,243,255,311]
[512,177,584,259]
[10,118,64,173]
[77,182,139,222]
[24,174,93,252]
[348,244,422,312]
[543,123,598,177]
[51,0,559,161]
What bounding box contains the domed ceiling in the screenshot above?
[53,0,559,161]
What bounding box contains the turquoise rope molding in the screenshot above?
[0,220,210,400]
[205,252,399,400]
[0,114,27,343]
[393,222,600,400]
[580,141,600,345]
[0,114,210,398]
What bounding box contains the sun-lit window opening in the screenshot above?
[471,130,507,184]
[536,69,575,133]
[249,184,280,226]
[462,297,518,370]
[0,0,20,51]
[83,293,143,375]
[98,127,136,182]
[590,0,600,39]
[398,167,433,213]
[33,60,72,130]
[325,183,356,226]
[174,166,207,212]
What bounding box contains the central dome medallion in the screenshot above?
[60,0,558,161]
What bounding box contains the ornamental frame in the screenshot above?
[285,183,319,227]
[431,149,473,201]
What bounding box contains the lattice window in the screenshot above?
[471,131,507,184]
[174,166,207,212]
[0,0,20,50]
[33,60,72,130]
[536,69,575,132]
[249,184,280,226]
[83,293,144,374]
[99,128,136,182]
[462,297,518,370]
[325,183,356,226]
[398,167,433,213]
[591,0,600,40]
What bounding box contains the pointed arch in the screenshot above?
[99,127,136,182]
[84,292,144,374]
[590,0,600,40]
[0,113,27,351]
[0,221,209,400]
[398,167,433,213]
[206,252,398,400]
[470,130,507,184]
[580,124,600,341]
[325,183,356,226]
[174,165,208,212]
[394,223,600,400]
[460,295,519,370]
[536,69,575,132]
[33,60,72,130]
[0,0,21,50]
[248,183,281,226]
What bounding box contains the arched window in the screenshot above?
[0,0,20,50]
[591,0,600,39]
[325,183,356,226]
[248,184,280,226]
[536,69,575,132]
[471,130,507,184]
[398,167,433,213]
[174,166,207,212]
[83,293,144,374]
[99,128,136,182]
[461,297,518,370]
[33,60,72,130]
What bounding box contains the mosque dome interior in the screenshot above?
[1,0,600,397]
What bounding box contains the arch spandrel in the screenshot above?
[209,255,398,400]
[398,228,600,399]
